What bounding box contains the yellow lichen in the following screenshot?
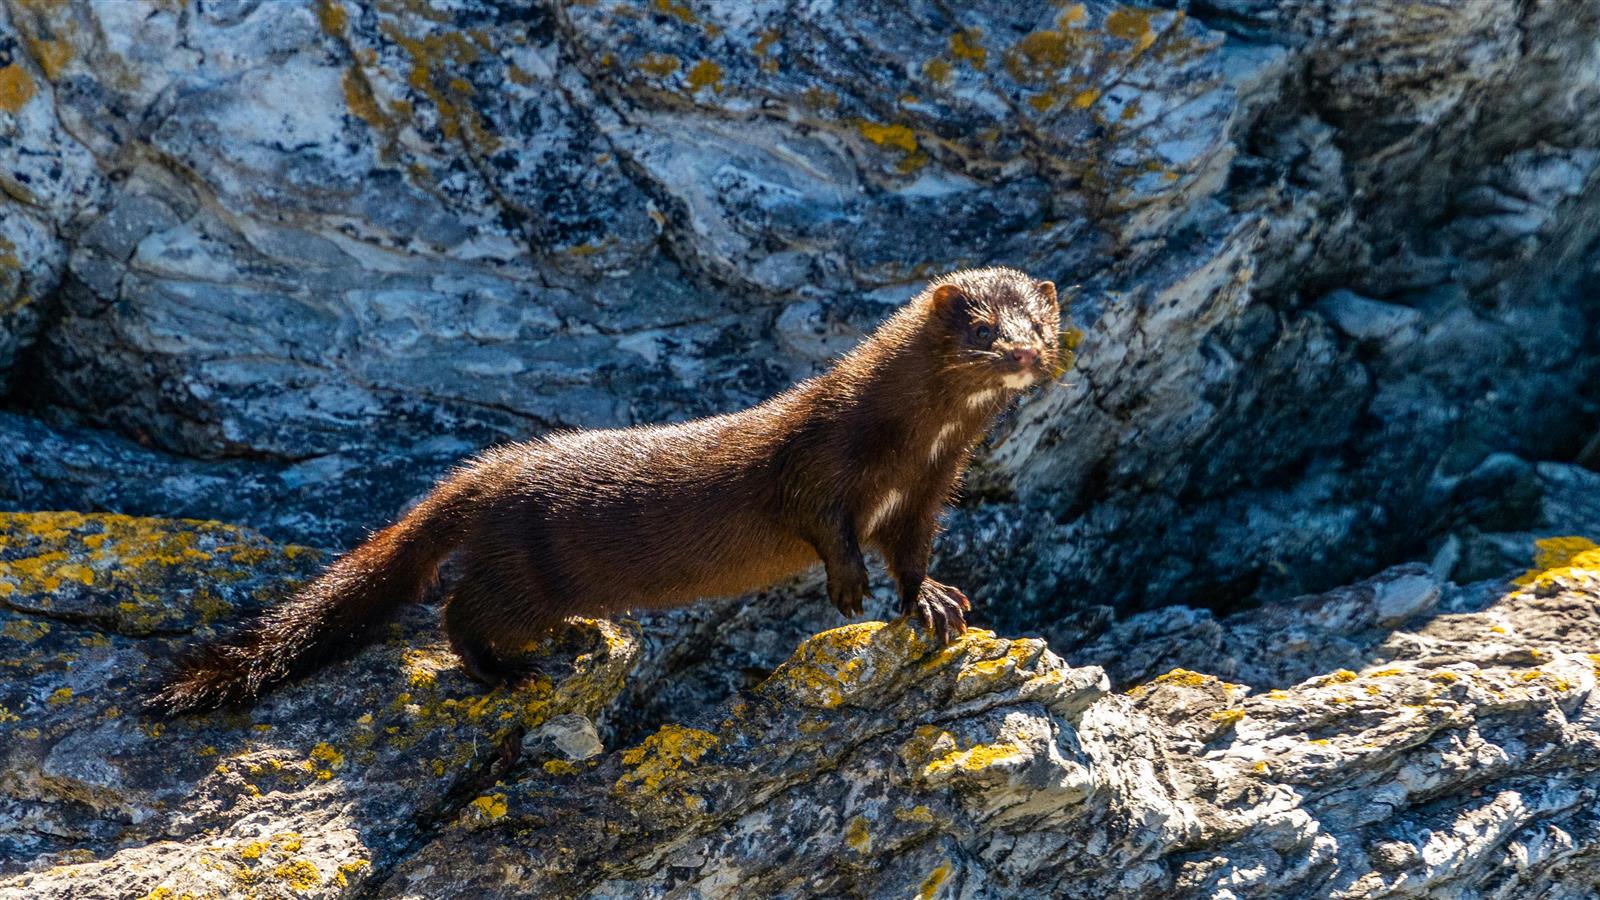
[1209,708,1245,725]
[919,860,953,899]
[379,23,499,151]
[921,738,1028,778]
[2,618,50,642]
[948,29,986,69]
[616,724,719,801]
[685,59,723,94]
[857,120,919,154]
[26,37,71,80]
[342,66,389,130]
[272,858,321,892]
[335,859,370,888]
[1515,536,1600,587]
[315,0,347,35]
[543,758,579,776]
[923,58,952,85]
[1130,667,1217,695]
[638,53,680,77]
[0,65,35,113]
[845,815,872,852]
[47,687,73,706]
[1105,8,1158,51]
[651,0,697,24]
[309,742,344,770]
[469,793,508,820]
[895,805,936,823]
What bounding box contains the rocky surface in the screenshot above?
[0,0,1596,626]
[3,0,1600,896]
[3,512,1599,898]
[0,512,637,898]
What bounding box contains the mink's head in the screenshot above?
[924,267,1062,392]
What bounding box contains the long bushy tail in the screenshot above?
[147,459,501,715]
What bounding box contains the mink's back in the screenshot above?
[473,400,819,612]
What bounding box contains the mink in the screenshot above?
[147,267,1065,714]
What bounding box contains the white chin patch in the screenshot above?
[1001,371,1037,390]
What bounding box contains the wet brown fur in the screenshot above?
[148,268,1061,715]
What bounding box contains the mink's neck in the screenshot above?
[810,310,998,459]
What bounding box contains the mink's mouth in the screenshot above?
[999,370,1039,390]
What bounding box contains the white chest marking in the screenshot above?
[1001,371,1037,390]
[967,388,1001,409]
[862,488,904,537]
[929,422,959,463]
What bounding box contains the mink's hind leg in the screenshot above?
[442,557,565,686]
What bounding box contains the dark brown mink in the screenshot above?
[147,267,1064,715]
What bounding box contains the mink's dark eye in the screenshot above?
[974,323,993,342]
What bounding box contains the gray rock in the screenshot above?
[1,0,1598,629]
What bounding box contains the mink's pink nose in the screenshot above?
[1008,347,1039,368]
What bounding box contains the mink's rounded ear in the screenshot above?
[1035,280,1058,306]
[931,284,966,314]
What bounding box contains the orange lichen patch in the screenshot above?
[0,65,37,113]
[753,29,779,57]
[1105,7,1158,51]
[315,0,347,35]
[919,860,953,899]
[1072,87,1100,109]
[685,59,723,94]
[638,53,680,77]
[1515,536,1600,587]
[651,0,697,24]
[379,23,500,151]
[1315,669,1359,687]
[857,120,918,154]
[949,29,986,69]
[855,119,929,173]
[27,37,72,80]
[1009,29,1075,82]
[1209,708,1245,726]
[923,58,952,85]
[342,66,389,130]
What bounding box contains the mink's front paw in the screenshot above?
[902,579,970,644]
[827,561,870,619]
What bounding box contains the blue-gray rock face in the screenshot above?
[2,0,1597,628]
[1,0,1595,638]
